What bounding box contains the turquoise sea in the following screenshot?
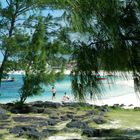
[0,74,135,103]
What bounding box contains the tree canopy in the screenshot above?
[0,0,140,102]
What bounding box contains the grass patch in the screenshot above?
[104,109,140,129]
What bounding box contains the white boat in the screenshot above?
[2,77,15,82]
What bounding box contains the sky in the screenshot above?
[0,1,64,62]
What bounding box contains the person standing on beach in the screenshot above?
[52,86,56,100]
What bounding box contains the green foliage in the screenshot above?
[71,42,104,101]
[18,15,70,104]
[60,0,140,100]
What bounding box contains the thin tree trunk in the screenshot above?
[0,51,9,86]
[0,8,17,86]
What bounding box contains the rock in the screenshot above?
[0,107,10,120]
[68,107,75,110]
[41,129,58,137]
[32,121,48,127]
[44,101,61,108]
[111,104,120,109]
[134,107,140,111]
[62,102,78,107]
[75,115,86,119]
[36,108,45,113]
[49,115,59,119]
[98,111,105,116]
[49,112,60,119]
[10,105,31,114]
[29,107,38,113]
[13,116,47,123]
[26,130,41,139]
[66,119,88,129]
[0,134,2,138]
[67,114,74,119]
[93,116,106,124]
[4,103,14,109]
[99,106,109,112]
[9,125,47,139]
[67,111,75,114]
[30,107,45,113]
[60,115,69,121]
[128,104,133,107]
[44,108,54,114]
[83,128,140,139]
[82,128,100,137]
[120,104,125,107]
[9,125,59,139]
[82,128,115,137]
[47,119,60,126]
[86,110,96,116]
[29,101,44,107]
[9,125,37,135]
[93,105,100,109]
[0,107,7,115]
[62,102,91,108]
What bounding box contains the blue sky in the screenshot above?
[0,1,64,62]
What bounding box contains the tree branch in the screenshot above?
[88,39,110,47]
[6,0,10,6]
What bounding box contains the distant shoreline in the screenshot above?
[8,70,134,76]
[7,69,72,75]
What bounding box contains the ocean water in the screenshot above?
[0,74,135,103]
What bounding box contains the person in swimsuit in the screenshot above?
[52,86,56,100]
[62,92,70,102]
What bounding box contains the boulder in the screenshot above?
[93,116,106,124]
[44,108,55,114]
[30,107,45,113]
[13,116,47,123]
[47,119,60,126]
[86,110,96,116]
[82,128,100,137]
[111,104,120,109]
[9,125,59,139]
[66,119,88,129]
[44,101,61,108]
[10,106,31,114]
[0,107,10,120]
[60,115,70,121]
[99,106,109,112]
[9,125,38,136]
[49,115,60,120]
[32,121,48,127]
[67,114,74,119]
[29,101,44,107]
[134,107,140,111]
[41,129,58,137]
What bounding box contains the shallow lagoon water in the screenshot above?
[0,74,134,103]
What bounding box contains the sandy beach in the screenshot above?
[6,70,140,108]
[89,93,140,108]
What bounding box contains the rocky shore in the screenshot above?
[0,101,140,140]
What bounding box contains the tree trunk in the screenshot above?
[0,51,9,86]
[0,8,16,86]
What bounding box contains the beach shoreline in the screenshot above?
[1,93,139,108]
[4,70,140,108]
[89,93,140,108]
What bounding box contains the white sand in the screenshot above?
[89,93,140,108]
